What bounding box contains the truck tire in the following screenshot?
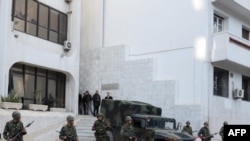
[107,131,113,141]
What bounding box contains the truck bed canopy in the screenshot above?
[100,99,162,126]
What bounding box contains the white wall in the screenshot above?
[0,0,9,100]
[81,0,104,50]
[234,0,250,10]
[0,0,81,113]
[103,0,208,54]
[102,0,210,106]
[80,0,210,129]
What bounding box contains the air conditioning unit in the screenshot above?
[233,89,244,99]
[63,41,71,51]
[65,0,72,3]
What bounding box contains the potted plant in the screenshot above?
[28,90,48,111]
[0,90,23,110]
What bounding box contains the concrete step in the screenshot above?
[75,115,96,141]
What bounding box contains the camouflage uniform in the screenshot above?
[59,125,78,141]
[198,126,211,141]
[3,120,26,141]
[182,125,193,135]
[92,119,108,141]
[120,123,136,141]
[219,121,228,141]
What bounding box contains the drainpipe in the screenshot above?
[99,0,105,94]
[102,0,105,48]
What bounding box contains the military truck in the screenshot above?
[100,99,195,141]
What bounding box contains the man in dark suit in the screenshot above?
[93,90,101,116]
[105,92,113,100]
[85,91,92,115]
[78,93,83,114]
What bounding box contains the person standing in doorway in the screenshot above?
[85,91,92,115]
[93,90,101,116]
[82,92,87,115]
[78,93,83,114]
[105,92,113,100]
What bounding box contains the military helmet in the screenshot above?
[223,121,228,125]
[12,111,21,119]
[67,115,74,121]
[97,113,103,118]
[204,121,209,125]
[186,121,190,124]
[125,116,132,121]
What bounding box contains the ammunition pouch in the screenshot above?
[95,132,107,137]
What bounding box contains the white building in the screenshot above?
[80,0,250,140]
[0,0,81,114]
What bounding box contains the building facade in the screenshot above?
[0,0,81,113]
[80,0,250,140]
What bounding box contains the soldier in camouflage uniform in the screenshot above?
[219,121,228,141]
[198,122,213,141]
[3,111,27,141]
[120,116,137,141]
[92,113,108,141]
[59,115,79,141]
[182,121,193,135]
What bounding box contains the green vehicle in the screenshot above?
[100,99,195,141]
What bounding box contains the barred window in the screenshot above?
[213,67,229,97]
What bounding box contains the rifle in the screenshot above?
[12,121,35,141]
[202,132,218,141]
[56,130,75,141]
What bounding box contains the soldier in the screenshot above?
[120,116,137,141]
[182,121,193,135]
[3,111,27,141]
[198,122,213,141]
[59,115,79,141]
[92,113,108,141]
[219,121,228,141]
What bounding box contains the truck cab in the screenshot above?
[131,114,195,141]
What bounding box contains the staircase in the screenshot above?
[76,115,96,141]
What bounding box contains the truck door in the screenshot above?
[133,118,155,141]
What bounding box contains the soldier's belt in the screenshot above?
[95,132,107,136]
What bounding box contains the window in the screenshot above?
[26,0,37,36]
[9,63,66,109]
[242,28,249,40]
[242,76,250,101]
[12,0,67,45]
[213,67,229,97]
[132,118,143,128]
[213,14,224,33]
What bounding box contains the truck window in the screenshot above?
[147,118,175,129]
[164,121,174,129]
[133,118,143,128]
